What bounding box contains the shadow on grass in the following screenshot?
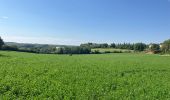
[0,54,10,57]
[118,69,168,77]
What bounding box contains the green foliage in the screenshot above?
[80,43,109,48]
[0,37,4,49]
[2,45,18,51]
[56,46,91,54]
[134,43,146,51]
[5,42,67,54]
[92,48,133,53]
[161,39,170,53]
[0,51,170,99]
[4,42,91,54]
[91,50,100,54]
[115,43,134,50]
[149,44,160,53]
[110,43,116,48]
[81,43,135,50]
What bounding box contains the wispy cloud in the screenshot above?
[1,16,8,19]
[1,35,82,45]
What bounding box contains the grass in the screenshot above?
[92,48,133,53]
[0,51,170,99]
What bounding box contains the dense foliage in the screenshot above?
[3,42,91,54]
[1,45,18,51]
[80,43,109,48]
[134,43,147,51]
[1,37,170,54]
[0,37,4,49]
[0,51,170,99]
[149,43,160,53]
[161,39,170,53]
[81,42,146,51]
[56,46,91,54]
[115,43,135,50]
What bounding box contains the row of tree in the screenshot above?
[1,36,170,54]
[81,42,147,51]
[80,43,109,48]
[80,40,170,53]
[56,46,91,54]
[0,37,91,54]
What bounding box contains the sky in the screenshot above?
[0,0,170,45]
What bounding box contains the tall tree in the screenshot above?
[0,37,4,49]
[134,43,146,51]
[110,43,116,48]
[149,43,160,53]
[161,39,170,53]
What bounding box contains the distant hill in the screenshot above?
[5,42,74,49]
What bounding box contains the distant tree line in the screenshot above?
[80,43,109,48]
[1,36,170,54]
[81,42,147,51]
[56,46,91,54]
[0,37,91,54]
[80,40,170,53]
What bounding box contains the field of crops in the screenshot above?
[0,51,170,99]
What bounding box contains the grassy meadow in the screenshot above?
[0,51,170,99]
[92,48,134,53]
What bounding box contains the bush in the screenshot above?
[91,50,101,54]
[104,51,111,53]
[112,50,122,53]
[2,45,18,51]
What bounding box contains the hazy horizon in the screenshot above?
[2,35,168,46]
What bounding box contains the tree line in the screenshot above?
[0,36,170,54]
[81,42,147,51]
[0,37,91,54]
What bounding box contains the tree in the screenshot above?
[56,46,91,54]
[2,45,18,51]
[149,43,160,53]
[0,37,4,49]
[134,43,146,51]
[110,43,116,48]
[100,43,108,48]
[56,47,64,54]
[161,39,170,53]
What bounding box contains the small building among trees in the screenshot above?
[148,43,160,54]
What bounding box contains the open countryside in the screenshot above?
[0,0,170,99]
[0,51,170,99]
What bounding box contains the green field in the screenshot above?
[0,51,170,99]
[92,48,134,53]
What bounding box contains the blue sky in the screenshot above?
[0,0,170,45]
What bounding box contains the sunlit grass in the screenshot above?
[0,51,170,99]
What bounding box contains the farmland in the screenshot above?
[0,51,170,99]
